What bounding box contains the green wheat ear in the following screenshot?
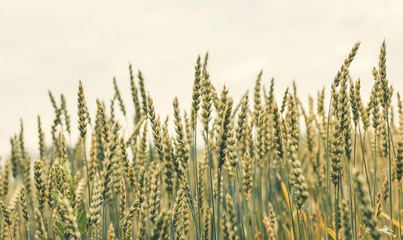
[77,80,88,138]
[396,94,403,182]
[1,201,12,226]
[34,159,46,213]
[113,77,127,117]
[341,200,352,239]
[58,195,81,239]
[147,94,164,162]
[191,55,202,128]
[353,169,381,240]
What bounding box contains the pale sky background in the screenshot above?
[1,0,403,157]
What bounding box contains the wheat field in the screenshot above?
[0,41,402,240]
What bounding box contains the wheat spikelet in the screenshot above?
[378,40,389,110]
[198,155,206,221]
[203,208,211,240]
[253,70,263,124]
[151,210,170,240]
[349,81,359,129]
[8,187,22,213]
[242,149,253,200]
[19,119,26,161]
[396,94,403,182]
[162,121,175,199]
[48,90,61,125]
[89,132,97,183]
[371,68,381,134]
[119,179,126,226]
[133,165,145,214]
[107,223,115,240]
[34,159,46,213]
[266,77,275,111]
[279,87,289,114]
[256,109,267,166]
[184,111,192,148]
[339,73,352,161]
[113,77,127,117]
[138,202,147,240]
[36,116,46,164]
[1,201,12,226]
[173,97,190,174]
[223,210,230,240]
[340,200,352,239]
[88,175,103,228]
[225,194,238,240]
[74,178,86,212]
[236,95,249,143]
[353,169,381,239]
[59,133,68,165]
[95,105,105,165]
[191,55,202,127]
[173,185,184,237]
[149,164,161,227]
[147,94,164,162]
[97,99,114,200]
[125,219,132,240]
[118,139,129,185]
[129,64,142,124]
[10,137,19,178]
[305,96,316,156]
[2,159,10,197]
[333,42,360,87]
[59,94,72,135]
[226,120,237,177]
[215,87,233,170]
[47,166,56,210]
[23,156,33,201]
[201,67,213,132]
[0,164,3,199]
[19,187,29,232]
[353,79,368,132]
[330,95,343,187]
[128,166,136,193]
[58,195,81,240]
[181,193,190,240]
[273,103,284,164]
[110,96,116,122]
[77,80,88,138]
[138,70,148,118]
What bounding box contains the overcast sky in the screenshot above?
[1,0,403,157]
